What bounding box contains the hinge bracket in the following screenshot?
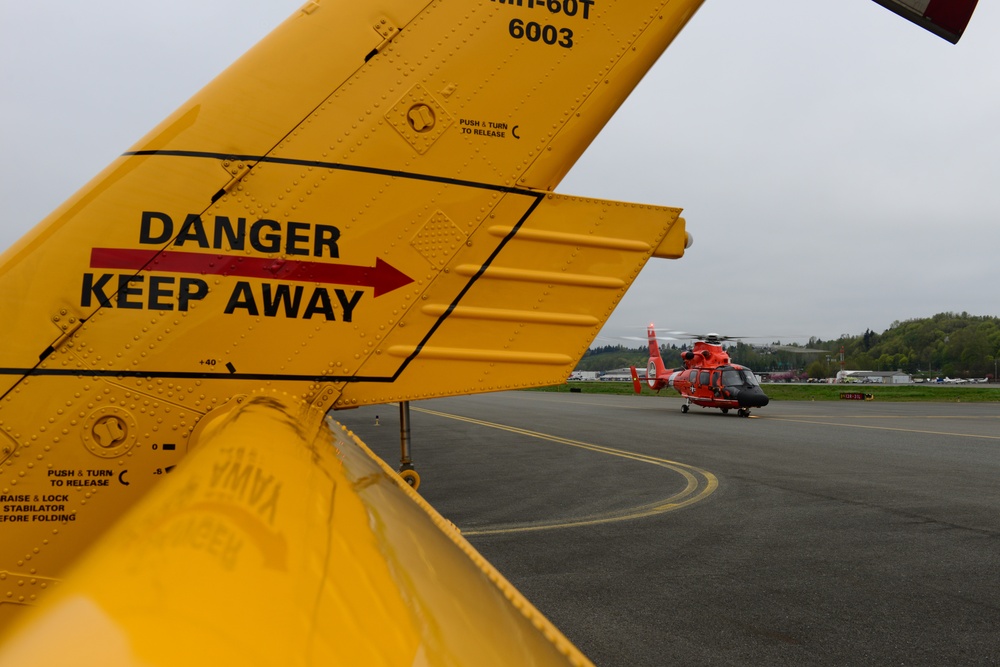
[366,17,401,61]
[41,313,84,361]
[212,161,253,203]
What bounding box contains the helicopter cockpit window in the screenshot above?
[722,368,760,387]
[721,369,742,387]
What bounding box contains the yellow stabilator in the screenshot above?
[0,396,592,667]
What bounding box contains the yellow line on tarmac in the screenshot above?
[412,407,718,535]
[507,393,657,410]
[765,416,1000,440]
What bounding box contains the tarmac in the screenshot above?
[335,390,1000,666]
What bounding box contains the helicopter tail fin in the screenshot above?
[644,324,670,391]
[629,366,643,395]
[0,0,703,634]
[647,324,662,356]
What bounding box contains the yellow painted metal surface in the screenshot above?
[0,396,593,666]
[0,0,707,657]
[341,195,684,405]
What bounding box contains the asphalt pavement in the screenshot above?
[335,391,1000,666]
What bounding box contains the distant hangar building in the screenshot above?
[836,370,912,384]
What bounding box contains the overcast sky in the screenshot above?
[2,1,997,345]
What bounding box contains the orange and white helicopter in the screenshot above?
[630,324,769,417]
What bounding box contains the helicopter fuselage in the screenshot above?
[666,362,770,413]
[641,339,769,416]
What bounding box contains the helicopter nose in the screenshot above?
[737,387,769,408]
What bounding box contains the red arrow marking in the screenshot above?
[90,248,414,298]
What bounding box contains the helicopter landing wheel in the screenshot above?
[738,408,750,418]
[399,467,421,490]
[681,404,689,413]
[721,408,730,415]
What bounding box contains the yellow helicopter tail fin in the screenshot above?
[0,0,701,639]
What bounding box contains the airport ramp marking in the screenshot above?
[765,416,1000,440]
[412,406,718,535]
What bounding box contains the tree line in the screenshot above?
[805,312,999,378]
[581,313,1000,379]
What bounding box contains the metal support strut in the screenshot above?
[397,401,420,490]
